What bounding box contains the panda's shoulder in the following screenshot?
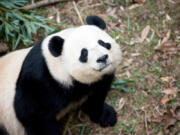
[0,47,32,80]
[18,41,47,78]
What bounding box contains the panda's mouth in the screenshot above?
[97,63,112,71]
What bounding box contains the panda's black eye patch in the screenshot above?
[79,48,88,63]
[98,40,111,50]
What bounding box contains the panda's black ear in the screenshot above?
[86,16,106,30]
[48,36,64,57]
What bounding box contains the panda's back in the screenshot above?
[0,47,32,135]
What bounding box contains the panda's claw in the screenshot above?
[99,103,117,127]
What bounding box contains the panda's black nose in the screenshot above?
[97,54,108,63]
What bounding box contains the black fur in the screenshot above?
[48,36,64,57]
[79,48,88,63]
[86,16,106,30]
[0,126,9,135]
[98,40,111,50]
[14,41,116,135]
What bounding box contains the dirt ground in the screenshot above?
[22,0,180,134]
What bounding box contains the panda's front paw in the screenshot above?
[99,103,117,127]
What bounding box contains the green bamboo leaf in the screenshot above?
[0,1,19,9]
[34,15,48,21]
[20,25,26,37]
[5,13,10,19]
[113,80,127,85]
[33,22,53,31]
[0,0,54,49]
[112,79,135,93]
[30,22,38,34]
[79,124,86,135]
[24,22,32,38]
[13,35,21,50]
[5,26,9,41]
[0,2,12,9]
[0,25,2,32]
[21,34,33,46]
[120,86,135,93]
[12,12,25,21]
[11,0,27,7]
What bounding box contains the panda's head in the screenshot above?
[43,16,122,85]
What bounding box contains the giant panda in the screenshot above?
[0,16,122,135]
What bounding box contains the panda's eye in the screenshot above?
[98,40,111,50]
[79,48,88,63]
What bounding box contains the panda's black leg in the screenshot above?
[81,74,116,127]
[98,103,117,127]
[23,118,61,135]
[81,97,117,127]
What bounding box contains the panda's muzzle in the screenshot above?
[98,63,111,71]
[95,54,112,71]
[97,54,108,63]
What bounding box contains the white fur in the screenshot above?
[43,25,122,84]
[0,48,32,135]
